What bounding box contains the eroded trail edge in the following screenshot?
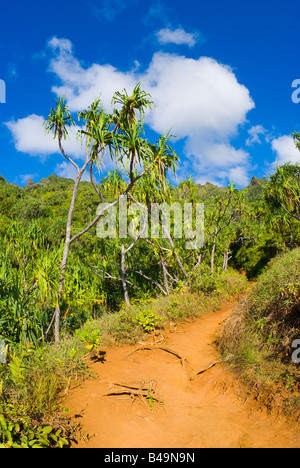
[66,301,300,448]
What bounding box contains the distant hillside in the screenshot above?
[0,172,269,224]
[241,176,268,202]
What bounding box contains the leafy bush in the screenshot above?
[245,248,300,355]
[135,308,164,333]
[189,265,248,297]
[75,324,102,354]
[218,249,300,414]
[0,337,90,447]
[189,265,227,294]
[0,409,69,448]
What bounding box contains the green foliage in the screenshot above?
[0,335,89,448]
[0,410,68,448]
[0,112,300,440]
[265,162,300,222]
[189,265,227,295]
[135,308,164,332]
[218,248,300,413]
[245,248,300,353]
[75,324,101,354]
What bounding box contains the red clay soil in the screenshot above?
[65,301,300,448]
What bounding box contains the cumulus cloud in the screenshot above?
[143,52,254,186]
[7,37,256,186]
[156,28,198,47]
[6,114,57,160]
[47,37,137,112]
[182,139,251,186]
[144,52,254,138]
[5,114,86,161]
[271,135,300,166]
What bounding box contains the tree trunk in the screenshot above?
[121,244,130,306]
[161,257,169,295]
[53,171,83,343]
[222,249,229,273]
[211,228,218,272]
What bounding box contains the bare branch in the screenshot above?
[89,265,147,292]
[58,132,80,173]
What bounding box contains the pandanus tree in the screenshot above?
[206,184,242,272]
[44,83,178,343]
[265,161,300,223]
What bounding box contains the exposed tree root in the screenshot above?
[103,380,163,407]
[125,346,192,370]
[189,360,222,381]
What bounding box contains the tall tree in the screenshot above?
[206,184,242,272]
[44,85,178,343]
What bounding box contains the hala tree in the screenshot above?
[44,84,178,343]
[206,184,243,272]
[265,161,300,223]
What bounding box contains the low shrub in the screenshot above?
[245,248,300,357]
[0,338,90,448]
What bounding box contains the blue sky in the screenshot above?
[1,0,300,188]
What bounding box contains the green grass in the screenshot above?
[217,248,300,416]
[77,269,248,347]
[0,337,91,448]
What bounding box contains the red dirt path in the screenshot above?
[65,301,300,448]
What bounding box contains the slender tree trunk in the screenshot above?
[121,244,130,306]
[222,249,229,273]
[161,257,169,295]
[53,170,84,343]
[211,228,218,272]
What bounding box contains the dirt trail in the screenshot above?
[66,301,300,448]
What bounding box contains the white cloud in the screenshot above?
[7,37,255,187]
[5,114,86,161]
[6,114,57,160]
[15,173,38,186]
[156,28,198,47]
[143,52,254,186]
[182,140,251,186]
[47,37,137,112]
[144,53,254,140]
[246,124,268,146]
[227,166,250,187]
[54,161,89,181]
[271,135,300,166]
[192,142,249,169]
[47,40,254,140]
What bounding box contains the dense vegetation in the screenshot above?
[1,84,300,447]
[218,248,300,416]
